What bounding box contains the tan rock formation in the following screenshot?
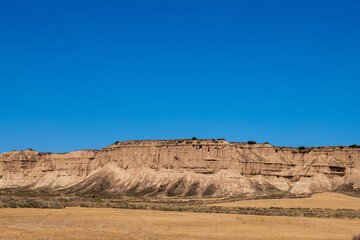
[1,139,359,197]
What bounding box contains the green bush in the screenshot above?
[247,141,256,145]
[80,203,90,208]
[298,146,306,151]
[191,137,197,140]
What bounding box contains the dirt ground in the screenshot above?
[211,192,360,210]
[1,207,360,240]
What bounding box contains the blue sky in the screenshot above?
[0,0,359,153]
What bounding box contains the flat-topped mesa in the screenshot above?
[103,139,230,150]
[1,139,360,197]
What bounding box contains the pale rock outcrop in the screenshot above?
[0,139,359,197]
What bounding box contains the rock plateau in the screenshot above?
[1,139,360,197]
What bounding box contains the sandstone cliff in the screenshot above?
[1,139,360,197]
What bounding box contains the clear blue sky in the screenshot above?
[1,1,359,153]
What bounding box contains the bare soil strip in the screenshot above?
[1,207,360,240]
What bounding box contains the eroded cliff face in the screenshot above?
[1,139,360,197]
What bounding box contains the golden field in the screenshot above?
[1,207,360,240]
[211,193,360,210]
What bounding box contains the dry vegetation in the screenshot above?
[2,192,360,219]
[1,207,360,240]
[211,193,360,209]
[1,192,360,239]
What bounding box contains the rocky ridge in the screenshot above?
[1,139,360,197]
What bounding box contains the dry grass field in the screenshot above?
[1,207,360,240]
[211,193,360,210]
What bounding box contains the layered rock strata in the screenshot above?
[1,139,359,197]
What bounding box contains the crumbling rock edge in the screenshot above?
[1,139,359,197]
